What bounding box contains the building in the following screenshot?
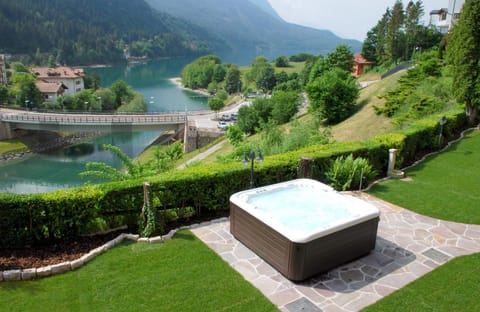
[0,54,7,85]
[352,54,374,77]
[35,80,67,102]
[429,0,465,33]
[30,66,85,96]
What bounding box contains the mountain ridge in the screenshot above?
[146,0,361,62]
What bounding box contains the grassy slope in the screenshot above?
[330,71,403,142]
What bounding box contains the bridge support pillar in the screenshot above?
[0,121,13,140]
[183,119,224,154]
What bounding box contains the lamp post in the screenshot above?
[97,97,101,109]
[24,99,29,111]
[438,116,447,148]
[242,151,263,189]
[84,101,88,112]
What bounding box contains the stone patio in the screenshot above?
[190,193,480,312]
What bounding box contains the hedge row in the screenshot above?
[0,109,468,248]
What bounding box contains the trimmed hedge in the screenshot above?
[0,108,468,248]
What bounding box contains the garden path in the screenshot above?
[191,192,480,312]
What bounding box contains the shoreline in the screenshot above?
[168,77,211,97]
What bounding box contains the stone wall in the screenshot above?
[0,121,13,140]
[184,120,224,153]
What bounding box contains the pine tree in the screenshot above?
[446,0,480,123]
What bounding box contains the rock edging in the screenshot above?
[0,217,229,282]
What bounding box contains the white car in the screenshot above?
[221,113,231,121]
[217,121,228,130]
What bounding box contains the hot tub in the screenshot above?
[229,179,380,281]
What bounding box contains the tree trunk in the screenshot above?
[466,104,478,125]
[297,156,313,179]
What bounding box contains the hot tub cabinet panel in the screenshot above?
[229,179,380,282]
[230,201,379,281]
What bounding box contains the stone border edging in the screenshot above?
[0,217,229,282]
[363,123,480,192]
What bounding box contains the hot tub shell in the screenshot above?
[229,179,380,281]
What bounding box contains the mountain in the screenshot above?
[0,0,224,65]
[146,0,361,63]
[247,0,283,21]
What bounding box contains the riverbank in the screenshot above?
[168,78,211,97]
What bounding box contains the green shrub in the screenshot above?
[325,154,377,191]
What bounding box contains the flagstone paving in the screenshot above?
[190,192,480,312]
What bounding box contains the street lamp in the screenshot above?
[438,116,447,148]
[242,151,263,189]
[24,100,29,111]
[97,97,101,109]
[84,101,88,112]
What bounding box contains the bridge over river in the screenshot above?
[0,109,188,136]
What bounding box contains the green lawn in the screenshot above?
[364,128,480,311]
[0,231,278,312]
[363,253,480,312]
[369,129,480,224]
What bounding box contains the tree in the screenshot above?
[236,105,259,134]
[362,26,379,64]
[0,85,8,104]
[404,1,424,59]
[256,66,276,92]
[385,0,405,64]
[11,72,42,109]
[208,97,225,119]
[247,56,276,91]
[95,88,116,111]
[326,44,354,72]
[274,55,289,67]
[110,80,133,108]
[225,64,242,94]
[308,55,328,83]
[226,125,244,146]
[270,91,301,124]
[446,0,480,123]
[306,68,359,124]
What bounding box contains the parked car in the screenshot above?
[231,113,237,120]
[217,121,228,130]
[221,113,231,121]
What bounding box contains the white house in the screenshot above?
[30,66,85,96]
[429,0,465,33]
[35,80,67,102]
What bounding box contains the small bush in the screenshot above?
[325,154,377,191]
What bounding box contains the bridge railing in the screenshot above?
[0,111,187,124]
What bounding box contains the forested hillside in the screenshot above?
[146,0,361,61]
[0,0,224,65]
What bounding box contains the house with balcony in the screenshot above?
[35,80,68,102]
[429,0,465,33]
[30,66,85,96]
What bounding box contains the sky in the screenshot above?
[267,0,445,41]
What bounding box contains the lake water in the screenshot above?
[0,58,209,194]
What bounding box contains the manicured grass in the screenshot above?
[0,231,278,312]
[363,253,480,311]
[369,129,480,224]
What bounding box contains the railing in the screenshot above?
[0,111,187,125]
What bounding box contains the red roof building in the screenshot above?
[352,54,374,77]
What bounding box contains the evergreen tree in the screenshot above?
[446,0,480,123]
[404,1,424,59]
[386,0,405,64]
